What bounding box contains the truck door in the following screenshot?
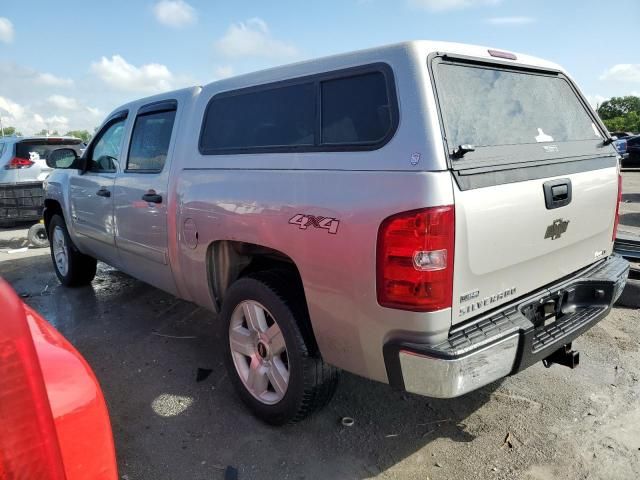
[69,112,127,267]
[113,100,178,294]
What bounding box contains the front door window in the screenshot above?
[89,119,126,172]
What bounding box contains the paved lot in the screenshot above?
[1,172,639,480]
[621,168,640,237]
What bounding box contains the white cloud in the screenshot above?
[586,94,608,109]
[0,96,25,120]
[44,115,70,132]
[409,0,501,11]
[0,59,193,134]
[486,16,535,25]
[0,17,14,43]
[0,94,101,135]
[153,0,196,28]
[37,72,74,87]
[213,65,235,80]
[86,106,102,116]
[90,55,174,93]
[0,97,69,135]
[600,64,640,83]
[47,95,79,110]
[215,18,299,60]
[28,114,70,135]
[0,63,74,88]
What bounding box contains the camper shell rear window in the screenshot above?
[430,55,608,169]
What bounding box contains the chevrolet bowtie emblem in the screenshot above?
[545,219,570,240]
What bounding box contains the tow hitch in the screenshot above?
[542,343,580,369]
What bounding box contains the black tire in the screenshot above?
[221,270,338,425]
[48,214,97,287]
[27,223,49,248]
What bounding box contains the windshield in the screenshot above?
[435,62,602,152]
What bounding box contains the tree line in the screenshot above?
[0,127,92,142]
[596,96,640,134]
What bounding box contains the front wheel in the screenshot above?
[49,214,97,286]
[221,271,338,425]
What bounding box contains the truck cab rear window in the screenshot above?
[199,66,397,154]
[434,63,601,154]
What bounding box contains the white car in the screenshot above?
[0,136,84,185]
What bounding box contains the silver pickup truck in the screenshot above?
[44,41,629,425]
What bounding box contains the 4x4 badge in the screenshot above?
[544,219,570,240]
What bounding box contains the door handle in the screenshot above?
[543,178,572,209]
[96,188,111,198]
[142,190,162,204]
[551,184,568,201]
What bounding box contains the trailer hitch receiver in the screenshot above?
[542,343,580,369]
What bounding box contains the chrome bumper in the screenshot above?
[384,255,629,398]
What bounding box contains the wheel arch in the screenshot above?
[206,240,302,307]
[43,199,64,233]
[206,240,319,352]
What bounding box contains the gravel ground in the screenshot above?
[1,172,639,480]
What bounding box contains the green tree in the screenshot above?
[624,111,640,132]
[0,126,21,136]
[601,111,640,133]
[597,96,640,133]
[64,130,92,142]
[603,116,627,132]
[597,96,640,121]
[34,129,60,136]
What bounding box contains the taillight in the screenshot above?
[0,280,66,480]
[5,157,34,169]
[377,206,455,312]
[613,172,622,241]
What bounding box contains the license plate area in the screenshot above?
[523,292,564,331]
[521,281,614,332]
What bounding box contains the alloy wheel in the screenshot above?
[229,300,290,405]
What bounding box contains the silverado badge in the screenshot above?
[544,219,570,240]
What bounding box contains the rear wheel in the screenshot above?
[221,271,338,425]
[49,214,97,286]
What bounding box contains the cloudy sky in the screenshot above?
[0,0,638,135]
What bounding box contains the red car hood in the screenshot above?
[0,277,117,480]
[26,305,118,480]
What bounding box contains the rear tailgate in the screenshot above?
[452,166,617,323]
[430,54,620,324]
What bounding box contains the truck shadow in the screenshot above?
[620,212,640,229]
[622,193,640,203]
[1,254,502,479]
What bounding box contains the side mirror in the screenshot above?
[47,148,79,169]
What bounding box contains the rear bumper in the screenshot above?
[0,181,45,223]
[383,254,629,398]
